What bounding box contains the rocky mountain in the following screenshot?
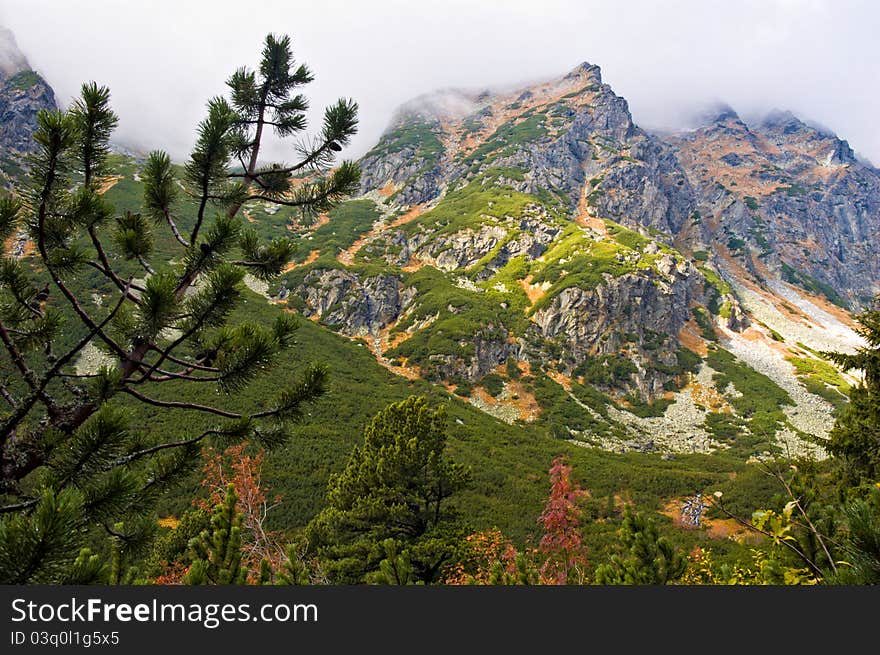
[0,26,56,182]
[0,31,870,461]
[666,106,880,309]
[275,61,873,458]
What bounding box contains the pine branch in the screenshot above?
[120,387,243,419]
[84,261,145,301]
[109,428,225,466]
[147,348,220,373]
[0,320,55,411]
[0,279,131,450]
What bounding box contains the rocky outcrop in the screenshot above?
[0,70,56,154]
[531,260,702,397]
[294,269,413,336]
[420,225,509,271]
[0,27,55,159]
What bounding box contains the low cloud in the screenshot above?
[1,0,876,165]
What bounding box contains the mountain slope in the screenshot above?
[0,39,867,463]
[666,107,880,309]
[272,62,872,459]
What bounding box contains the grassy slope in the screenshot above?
[49,154,775,564]
[120,286,756,567]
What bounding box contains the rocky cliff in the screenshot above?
[0,26,56,181]
[0,70,56,152]
[666,107,880,309]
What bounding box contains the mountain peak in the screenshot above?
[759,109,808,134]
[700,102,741,125]
[0,26,30,78]
[564,61,602,84]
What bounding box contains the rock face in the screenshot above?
[293,269,413,336]
[531,262,702,396]
[666,108,880,308]
[0,69,56,154]
[358,64,879,311]
[359,63,696,238]
[0,26,55,158]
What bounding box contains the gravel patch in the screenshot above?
[721,329,831,457]
[726,273,861,354]
[243,274,270,297]
[74,341,115,376]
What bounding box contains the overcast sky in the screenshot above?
[1,0,877,164]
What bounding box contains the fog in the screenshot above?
[1,0,877,164]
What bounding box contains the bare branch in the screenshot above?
[162,208,189,247]
[0,497,38,514]
[710,497,824,578]
[110,428,225,466]
[120,386,242,419]
[0,382,17,408]
[137,255,155,275]
[148,347,220,373]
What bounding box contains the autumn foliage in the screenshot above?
[443,529,519,584]
[537,456,589,584]
[445,456,589,585]
[196,443,286,577]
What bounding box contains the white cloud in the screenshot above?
[1,0,877,164]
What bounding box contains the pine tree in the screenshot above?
[365,539,421,585]
[183,484,246,585]
[306,396,469,583]
[822,297,880,484]
[273,542,316,585]
[0,33,359,583]
[595,507,686,585]
[831,488,880,584]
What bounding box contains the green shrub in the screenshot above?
[481,373,505,397]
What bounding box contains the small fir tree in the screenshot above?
[184,484,247,585]
[595,507,686,585]
[307,396,469,583]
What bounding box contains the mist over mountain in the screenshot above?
[2,0,878,165]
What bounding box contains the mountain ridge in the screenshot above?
[0,45,869,460]
[275,59,872,457]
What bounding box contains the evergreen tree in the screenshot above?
[306,396,469,583]
[830,488,880,584]
[273,542,315,585]
[595,507,686,585]
[822,297,880,484]
[184,484,246,585]
[0,33,359,583]
[365,539,421,585]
